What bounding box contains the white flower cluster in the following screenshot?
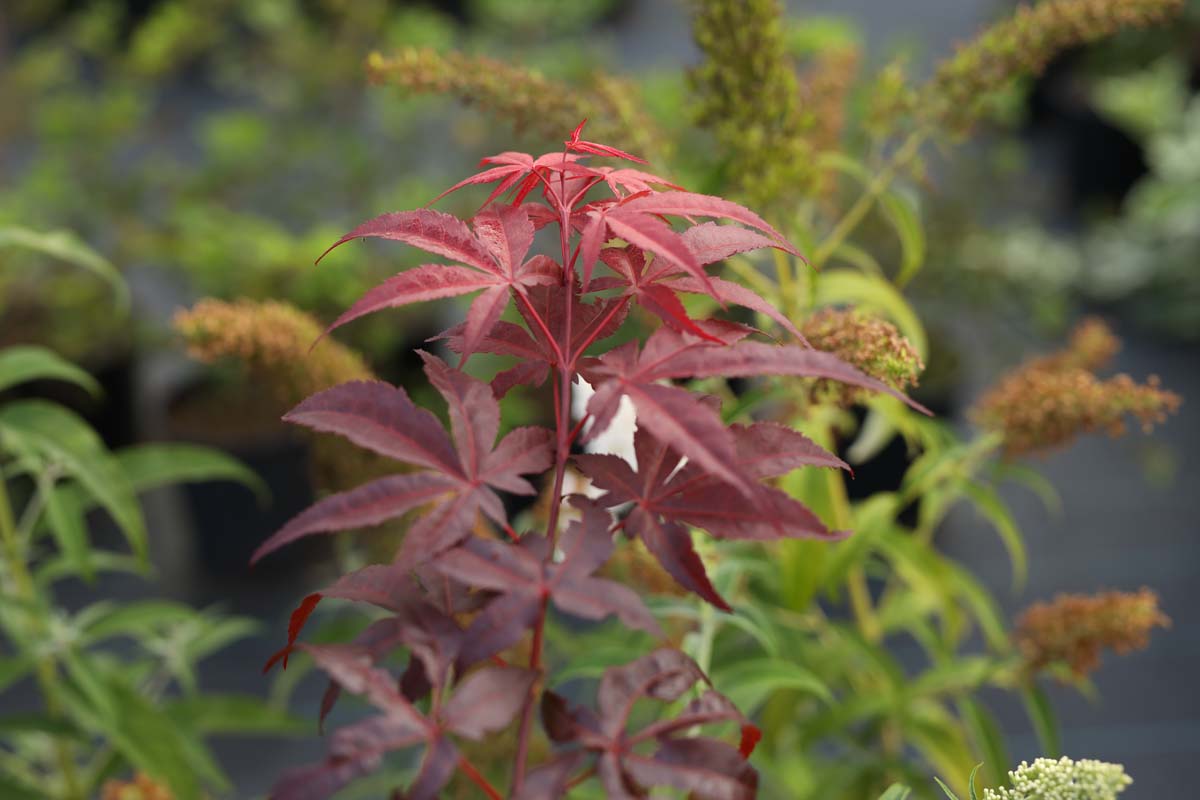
[984,757,1132,800]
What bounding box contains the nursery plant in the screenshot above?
[0,232,299,800]
[249,120,942,800]
[331,2,1183,797]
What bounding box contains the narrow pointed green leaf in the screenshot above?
[0,226,128,309]
[0,400,146,560]
[114,443,267,501]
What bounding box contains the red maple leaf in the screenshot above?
[316,204,560,355]
[251,353,553,569]
[432,498,662,665]
[271,644,535,800]
[540,649,758,800]
[576,418,849,610]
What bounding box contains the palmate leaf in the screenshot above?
[440,283,629,397]
[592,241,804,341]
[252,353,553,567]
[272,644,535,800]
[577,420,847,609]
[432,499,661,665]
[579,325,927,497]
[541,649,757,800]
[317,205,559,354]
[0,399,147,560]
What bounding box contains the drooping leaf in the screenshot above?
[0,345,100,395]
[0,226,128,309]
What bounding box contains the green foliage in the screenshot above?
[0,245,299,799]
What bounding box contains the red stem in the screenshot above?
[458,755,503,800]
[511,181,578,794]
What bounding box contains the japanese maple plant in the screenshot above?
[254,122,925,800]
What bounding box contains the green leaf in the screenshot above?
[0,346,100,396]
[712,658,833,714]
[0,226,128,310]
[115,443,267,501]
[967,763,984,800]
[878,785,913,800]
[43,483,93,580]
[878,188,925,287]
[960,698,1009,789]
[0,712,84,739]
[934,776,962,800]
[1021,683,1061,757]
[167,693,308,736]
[35,551,146,588]
[0,657,31,694]
[0,773,45,800]
[79,600,198,643]
[0,400,147,560]
[961,480,1028,592]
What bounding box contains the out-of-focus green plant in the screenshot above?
[0,0,625,365]
[0,231,301,799]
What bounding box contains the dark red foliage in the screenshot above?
[540,649,758,800]
[258,125,927,799]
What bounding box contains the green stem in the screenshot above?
[811,128,928,268]
[0,477,83,800]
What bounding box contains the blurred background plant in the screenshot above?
[0,233,302,800]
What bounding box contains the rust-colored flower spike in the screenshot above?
[924,0,1183,132]
[174,299,387,493]
[1016,588,1170,679]
[101,772,173,800]
[801,308,924,407]
[365,49,660,159]
[972,318,1180,457]
[690,0,816,206]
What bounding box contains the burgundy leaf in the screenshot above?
[304,644,428,728]
[628,508,730,611]
[441,666,538,740]
[623,738,757,800]
[669,274,805,341]
[456,591,542,667]
[284,381,460,474]
[461,285,511,358]
[323,265,503,337]
[418,351,498,475]
[480,427,554,494]
[491,360,551,398]
[472,204,534,275]
[540,649,755,799]
[512,753,584,800]
[618,191,793,247]
[269,758,372,800]
[262,592,323,673]
[317,209,497,274]
[552,576,662,636]
[566,119,648,164]
[251,472,458,564]
[681,221,791,266]
[402,736,459,800]
[393,490,488,569]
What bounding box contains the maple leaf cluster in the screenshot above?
[256,122,925,799]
